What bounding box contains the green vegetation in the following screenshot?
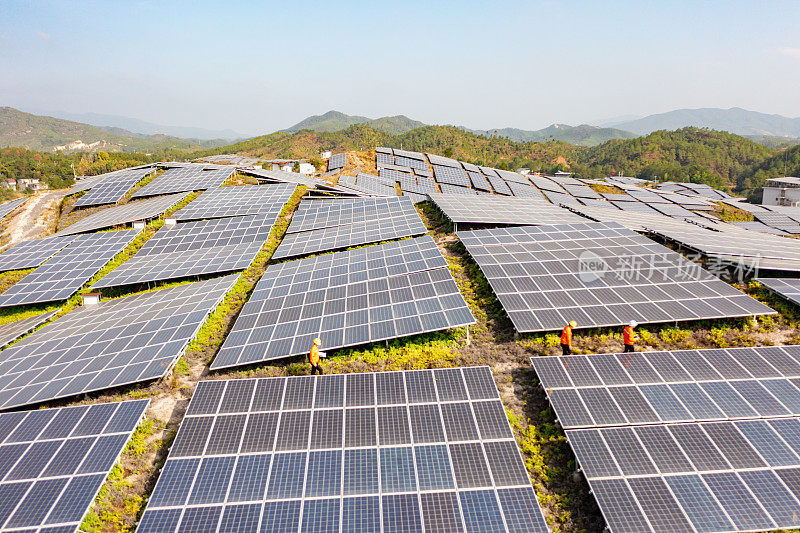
[284,110,426,135]
[736,143,800,191]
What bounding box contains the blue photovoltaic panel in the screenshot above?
[0,309,59,349]
[92,214,276,288]
[327,153,346,171]
[0,198,27,221]
[0,230,139,307]
[212,236,475,368]
[171,184,296,221]
[0,235,77,272]
[55,193,190,236]
[74,168,154,207]
[0,399,148,532]
[132,167,234,198]
[0,275,236,410]
[137,368,548,532]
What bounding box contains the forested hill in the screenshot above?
[736,144,800,191]
[193,125,778,193]
[573,128,776,190]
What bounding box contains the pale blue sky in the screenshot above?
[2,0,799,135]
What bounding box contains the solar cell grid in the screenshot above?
[327,153,346,171]
[0,230,138,307]
[171,184,295,221]
[0,235,77,272]
[56,192,189,236]
[438,183,476,196]
[0,274,236,410]
[0,400,148,532]
[273,197,428,259]
[460,222,775,334]
[92,214,276,288]
[432,165,471,187]
[213,236,474,367]
[487,175,512,195]
[0,309,58,349]
[426,153,461,168]
[506,180,547,200]
[137,368,546,532]
[0,198,27,221]
[132,167,234,198]
[394,156,427,171]
[73,167,155,207]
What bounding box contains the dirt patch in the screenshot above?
[0,189,67,249]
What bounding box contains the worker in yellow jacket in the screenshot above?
[560,321,576,355]
[309,338,325,374]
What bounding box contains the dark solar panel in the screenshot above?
[132,167,234,198]
[429,194,585,225]
[460,222,775,333]
[0,275,236,410]
[92,214,276,288]
[273,197,427,259]
[171,184,296,221]
[212,236,474,368]
[0,399,148,532]
[0,309,58,349]
[0,235,77,272]
[0,197,27,221]
[137,368,548,532]
[327,153,346,171]
[0,230,139,307]
[74,168,152,207]
[56,192,190,236]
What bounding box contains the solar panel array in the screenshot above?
[0,275,236,410]
[458,222,775,333]
[74,168,154,207]
[0,310,58,349]
[92,214,275,289]
[0,235,76,272]
[429,194,587,226]
[137,368,549,532]
[432,165,471,187]
[439,183,477,196]
[273,197,428,259]
[0,399,149,532]
[132,167,234,198]
[0,198,27,221]
[212,236,474,368]
[56,192,190,236]
[337,174,397,197]
[327,153,346,171]
[172,184,296,221]
[532,346,800,533]
[66,175,106,196]
[0,230,139,307]
[757,278,800,308]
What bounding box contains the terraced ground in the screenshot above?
[1,170,798,533]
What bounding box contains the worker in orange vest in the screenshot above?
[309,338,325,374]
[560,321,576,355]
[623,320,639,353]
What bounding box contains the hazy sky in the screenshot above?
[2,0,799,136]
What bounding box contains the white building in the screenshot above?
[762,177,800,206]
[321,151,332,159]
[298,163,315,175]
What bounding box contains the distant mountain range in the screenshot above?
[20,108,243,141]
[283,111,427,136]
[608,107,800,138]
[0,107,226,153]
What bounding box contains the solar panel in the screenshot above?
[74,168,154,207]
[426,153,461,168]
[506,181,547,200]
[0,275,236,410]
[0,230,139,307]
[757,278,800,308]
[438,183,477,196]
[327,153,346,171]
[0,309,58,349]
[487,175,512,195]
[132,167,234,198]
[467,171,492,191]
[542,190,582,206]
[137,368,548,532]
[562,184,602,199]
[532,347,800,532]
[273,197,428,259]
[394,156,427,171]
[393,149,425,161]
[92,214,275,289]
[337,173,397,197]
[0,399,149,531]
[56,192,190,236]
[495,170,529,184]
[432,165,470,187]
[171,184,296,221]
[212,236,475,368]
[459,222,775,334]
[428,194,587,225]
[0,198,27,221]
[529,176,566,193]
[66,175,106,195]
[0,235,77,272]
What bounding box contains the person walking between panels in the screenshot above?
[309,338,326,375]
[560,320,576,355]
[623,321,639,353]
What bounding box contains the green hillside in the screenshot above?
[476,124,638,146]
[0,107,216,153]
[283,110,425,135]
[737,144,800,191]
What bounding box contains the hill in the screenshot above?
[0,107,219,153]
[574,127,776,190]
[283,111,425,135]
[476,124,638,146]
[20,108,243,140]
[737,143,800,192]
[612,107,800,137]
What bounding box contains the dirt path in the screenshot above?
[1,189,67,249]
